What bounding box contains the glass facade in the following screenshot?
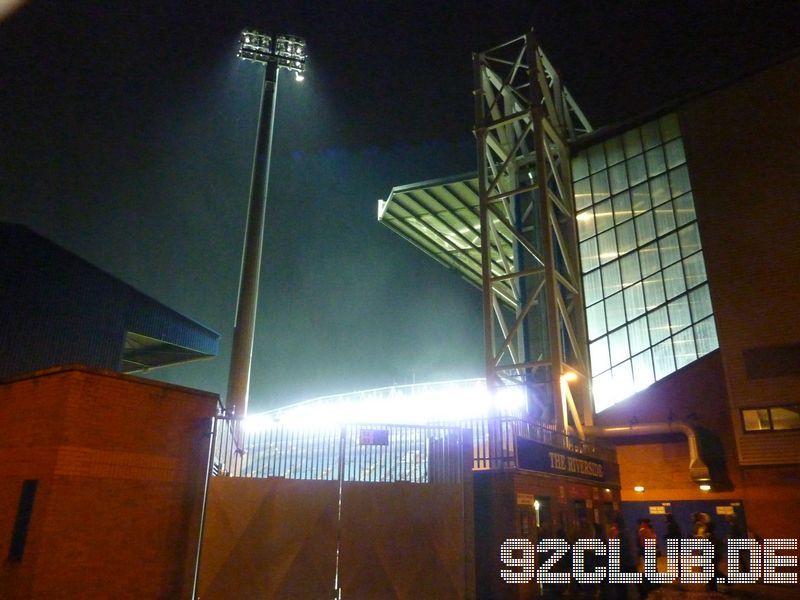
[572,113,719,412]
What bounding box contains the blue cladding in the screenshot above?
[0,223,219,379]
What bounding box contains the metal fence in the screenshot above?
[213,418,467,484]
[212,415,613,482]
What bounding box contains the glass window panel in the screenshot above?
[597,229,618,265]
[590,337,611,375]
[605,137,625,166]
[654,200,677,236]
[649,173,670,206]
[659,232,681,267]
[580,238,600,273]
[609,162,628,195]
[574,177,593,211]
[592,370,615,412]
[616,220,637,257]
[605,291,626,331]
[694,316,719,356]
[770,406,800,430]
[648,306,671,344]
[627,155,647,187]
[584,269,603,306]
[652,337,676,379]
[673,192,696,226]
[659,113,681,142]
[645,147,667,177]
[611,361,635,398]
[594,199,614,234]
[641,121,661,149]
[572,152,589,180]
[668,295,692,334]
[669,165,691,197]
[588,143,607,173]
[620,253,642,288]
[609,327,629,366]
[624,282,647,321]
[673,327,697,369]
[631,349,656,391]
[612,191,633,224]
[634,211,656,246]
[689,285,713,322]
[639,241,661,278]
[643,272,666,310]
[683,252,707,288]
[591,171,610,203]
[628,316,650,355]
[586,301,607,340]
[577,210,595,239]
[664,138,686,168]
[630,181,650,214]
[742,409,771,432]
[663,262,686,299]
[623,129,643,158]
[678,223,702,257]
[601,261,622,296]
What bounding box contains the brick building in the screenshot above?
[0,228,220,598]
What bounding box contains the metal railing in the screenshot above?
[465,417,616,470]
[213,418,467,484]
[211,415,614,482]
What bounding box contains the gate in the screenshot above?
[196,418,474,599]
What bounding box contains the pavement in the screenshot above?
[648,582,798,600]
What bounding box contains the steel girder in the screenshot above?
[473,31,593,435]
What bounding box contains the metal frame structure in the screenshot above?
[473,31,593,436]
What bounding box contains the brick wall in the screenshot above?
[0,367,218,599]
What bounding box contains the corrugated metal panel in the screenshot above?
[738,430,800,465]
[0,223,219,379]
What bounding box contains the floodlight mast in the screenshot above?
[227,30,307,418]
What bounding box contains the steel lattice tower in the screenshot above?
[473,31,594,436]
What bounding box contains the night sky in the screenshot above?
[2,1,798,412]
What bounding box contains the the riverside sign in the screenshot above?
[516,437,608,482]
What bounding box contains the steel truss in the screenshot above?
[474,31,593,436]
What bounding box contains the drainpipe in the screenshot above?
[585,422,710,483]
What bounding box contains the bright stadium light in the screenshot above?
[236,30,307,75]
[243,379,529,432]
[226,29,307,418]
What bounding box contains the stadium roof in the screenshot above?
[0,223,219,379]
[378,173,516,307]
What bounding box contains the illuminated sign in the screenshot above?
[516,437,609,482]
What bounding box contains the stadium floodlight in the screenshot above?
[226,28,307,419]
[237,30,273,63]
[236,30,307,79]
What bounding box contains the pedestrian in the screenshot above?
[725,513,744,539]
[609,513,639,600]
[705,521,724,592]
[692,511,710,538]
[637,518,657,559]
[664,513,681,541]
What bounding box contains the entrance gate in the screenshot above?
[196,417,474,599]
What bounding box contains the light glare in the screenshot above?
[244,379,528,432]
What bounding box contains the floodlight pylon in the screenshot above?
[226,30,306,418]
[473,30,593,437]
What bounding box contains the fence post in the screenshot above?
[192,414,218,599]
